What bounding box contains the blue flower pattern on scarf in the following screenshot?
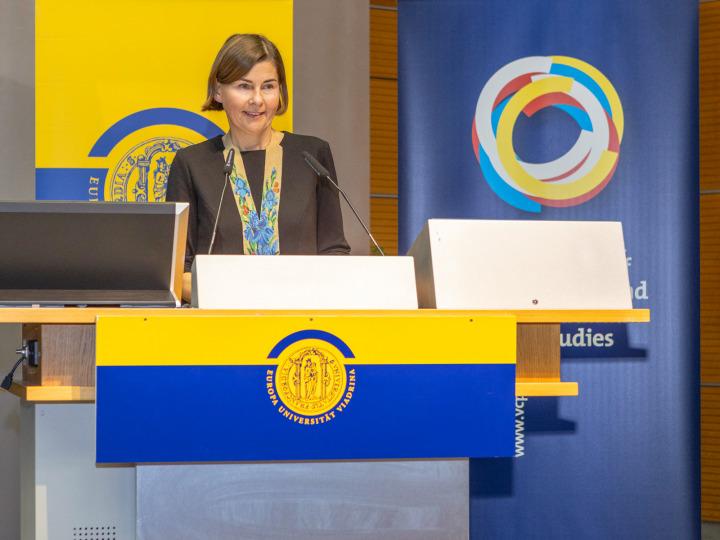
[232,178,251,200]
[230,166,280,255]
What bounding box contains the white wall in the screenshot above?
[0,0,34,538]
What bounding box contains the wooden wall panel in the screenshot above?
[701,2,720,191]
[370,198,398,255]
[702,1,720,523]
[702,195,720,383]
[703,387,720,521]
[370,0,397,7]
[370,9,397,79]
[703,198,720,522]
[370,79,398,196]
[370,2,398,255]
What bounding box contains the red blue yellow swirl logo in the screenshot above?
[472,56,624,212]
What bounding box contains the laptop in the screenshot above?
[0,201,188,306]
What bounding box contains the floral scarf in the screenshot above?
[222,131,284,255]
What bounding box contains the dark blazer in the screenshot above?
[166,132,350,271]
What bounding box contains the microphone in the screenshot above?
[208,148,235,255]
[223,148,235,174]
[302,151,385,256]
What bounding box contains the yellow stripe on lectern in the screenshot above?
[96,315,516,367]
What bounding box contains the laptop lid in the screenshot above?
[0,201,188,306]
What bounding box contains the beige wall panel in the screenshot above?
[295,0,370,255]
[0,0,34,537]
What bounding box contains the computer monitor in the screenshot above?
[408,219,632,310]
[0,201,188,306]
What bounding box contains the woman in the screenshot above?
[166,34,350,301]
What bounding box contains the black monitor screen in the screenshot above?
[0,201,186,304]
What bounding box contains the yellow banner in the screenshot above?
[36,0,293,201]
[96,314,517,366]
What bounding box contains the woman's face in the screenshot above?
[215,60,280,144]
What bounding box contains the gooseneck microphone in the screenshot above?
[208,148,235,255]
[302,151,385,256]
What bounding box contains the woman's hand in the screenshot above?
[182,272,192,304]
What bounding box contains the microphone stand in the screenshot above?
[208,148,235,255]
[302,151,385,256]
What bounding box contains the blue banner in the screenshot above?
[399,1,698,538]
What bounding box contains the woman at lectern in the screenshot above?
[166,34,350,301]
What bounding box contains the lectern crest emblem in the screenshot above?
[265,331,356,426]
[275,347,346,416]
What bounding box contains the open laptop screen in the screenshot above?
[0,201,188,306]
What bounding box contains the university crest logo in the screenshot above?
[472,56,624,213]
[106,137,192,202]
[88,108,224,201]
[265,330,356,426]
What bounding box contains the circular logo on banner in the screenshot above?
[265,330,356,426]
[86,108,224,202]
[472,56,624,212]
[106,137,193,202]
[275,346,347,416]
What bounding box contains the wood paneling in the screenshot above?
[370,9,398,80]
[704,387,720,520]
[370,3,398,254]
[702,2,720,522]
[370,0,397,8]
[370,197,398,255]
[370,79,398,196]
[702,195,720,383]
[701,3,720,190]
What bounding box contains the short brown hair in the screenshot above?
[202,34,288,114]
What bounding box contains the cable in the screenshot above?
[1,354,24,391]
